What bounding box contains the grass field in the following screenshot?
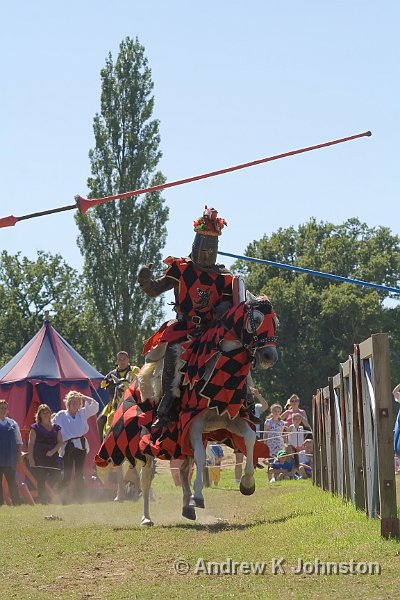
[1,469,400,600]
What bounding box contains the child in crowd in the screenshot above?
[299,438,313,479]
[206,443,224,486]
[263,404,287,457]
[285,443,300,474]
[268,449,297,482]
[286,413,307,450]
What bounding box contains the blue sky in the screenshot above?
[1,2,399,308]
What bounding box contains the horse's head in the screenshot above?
[244,291,278,369]
[221,291,278,369]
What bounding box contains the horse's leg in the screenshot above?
[140,458,154,527]
[114,463,126,502]
[239,422,257,495]
[129,464,141,501]
[189,418,206,508]
[180,458,196,520]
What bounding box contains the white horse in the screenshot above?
[96,292,278,525]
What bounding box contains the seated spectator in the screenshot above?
[0,400,22,506]
[264,404,287,457]
[281,394,309,428]
[53,391,99,503]
[28,404,62,504]
[286,413,307,450]
[268,449,297,482]
[298,438,313,479]
[285,443,300,475]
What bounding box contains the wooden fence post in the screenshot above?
[339,363,351,501]
[312,394,319,486]
[320,388,329,490]
[349,355,366,511]
[370,333,399,538]
[312,333,398,538]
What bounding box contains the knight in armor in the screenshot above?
[137,206,261,425]
[97,351,139,440]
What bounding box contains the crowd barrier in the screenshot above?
[312,333,399,538]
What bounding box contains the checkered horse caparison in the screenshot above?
[95,295,278,465]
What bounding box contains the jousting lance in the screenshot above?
[0,131,371,229]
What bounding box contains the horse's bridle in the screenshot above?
[221,299,278,361]
[242,299,278,360]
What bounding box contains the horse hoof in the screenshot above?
[182,506,196,520]
[189,496,205,509]
[239,481,256,496]
[140,517,154,527]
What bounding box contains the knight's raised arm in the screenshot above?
[137,264,175,297]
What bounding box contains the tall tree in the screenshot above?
[76,37,168,369]
[234,218,400,410]
[0,251,91,366]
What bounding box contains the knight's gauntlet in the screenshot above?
[137,266,174,297]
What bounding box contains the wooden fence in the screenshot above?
[313,333,399,538]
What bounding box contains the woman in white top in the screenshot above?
[53,391,99,502]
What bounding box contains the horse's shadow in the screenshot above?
[112,510,314,533]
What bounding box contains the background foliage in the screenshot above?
[75,37,168,371]
[233,218,400,411]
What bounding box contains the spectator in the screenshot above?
[286,413,307,450]
[28,404,62,504]
[281,394,309,428]
[0,399,22,506]
[53,391,99,503]
[206,443,224,486]
[268,449,297,482]
[299,438,314,479]
[285,443,300,474]
[264,404,287,457]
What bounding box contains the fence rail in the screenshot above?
[313,333,399,538]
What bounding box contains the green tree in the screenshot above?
[76,37,168,371]
[234,218,400,411]
[0,251,91,366]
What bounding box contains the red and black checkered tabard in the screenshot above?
[95,397,156,467]
[164,257,233,317]
[143,257,234,349]
[181,346,250,417]
[178,302,250,413]
[139,421,184,461]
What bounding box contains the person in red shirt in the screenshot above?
[281,394,309,428]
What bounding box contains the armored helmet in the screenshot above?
[191,206,227,268]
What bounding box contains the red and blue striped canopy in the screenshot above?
[0,321,103,383]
